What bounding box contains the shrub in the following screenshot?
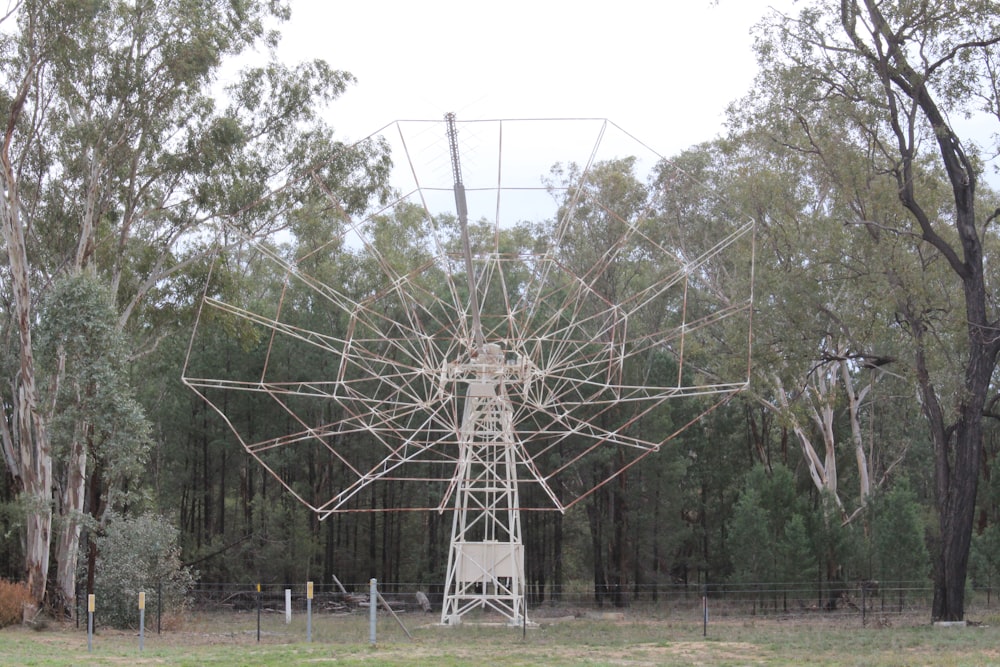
[93,512,196,629]
[0,579,32,628]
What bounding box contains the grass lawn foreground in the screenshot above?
[3,610,1000,666]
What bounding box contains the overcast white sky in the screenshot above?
[274,1,796,159]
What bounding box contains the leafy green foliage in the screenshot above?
[35,274,152,507]
[870,480,929,585]
[727,464,839,608]
[94,512,194,629]
[0,0,392,609]
[737,0,1000,622]
[971,522,1000,597]
[780,514,817,587]
[728,486,773,586]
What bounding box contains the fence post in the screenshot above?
[256,583,262,643]
[702,585,708,637]
[87,594,95,653]
[369,579,377,646]
[307,581,314,642]
[139,591,146,651]
[157,580,162,635]
[862,582,867,627]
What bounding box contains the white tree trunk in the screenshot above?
[1,38,54,604]
[841,361,871,502]
[54,418,87,617]
[2,172,53,604]
[769,346,887,522]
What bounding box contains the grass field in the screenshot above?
[3,608,1000,666]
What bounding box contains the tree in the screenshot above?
[738,0,1000,621]
[779,514,817,604]
[870,480,929,611]
[971,521,1000,606]
[0,0,54,605]
[94,512,194,629]
[0,0,389,612]
[727,485,773,612]
[656,139,896,525]
[35,274,152,614]
[729,464,825,611]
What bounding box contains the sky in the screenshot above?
[273,1,797,160]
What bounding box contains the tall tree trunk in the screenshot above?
[0,37,52,606]
[611,458,628,608]
[83,456,106,597]
[22,461,52,606]
[53,422,88,618]
[2,161,51,606]
[218,448,226,537]
[586,486,608,606]
[839,0,1000,621]
[552,512,563,602]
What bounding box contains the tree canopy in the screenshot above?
[3,0,1000,626]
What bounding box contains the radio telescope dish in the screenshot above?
[183,115,754,626]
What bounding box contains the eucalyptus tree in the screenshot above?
[728,128,923,522]
[654,137,914,531]
[0,0,389,611]
[735,0,1000,621]
[34,275,153,613]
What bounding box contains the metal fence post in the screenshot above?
[307,581,314,642]
[369,579,377,646]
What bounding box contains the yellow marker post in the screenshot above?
[87,594,95,652]
[139,591,146,651]
[256,583,262,643]
[307,581,314,642]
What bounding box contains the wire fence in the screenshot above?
[66,579,1000,656]
[171,579,994,627]
[79,579,1000,642]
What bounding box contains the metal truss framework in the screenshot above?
[441,343,529,624]
[182,116,755,627]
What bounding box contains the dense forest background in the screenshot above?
[3,0,1000,624]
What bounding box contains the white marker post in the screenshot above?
[285,588,292,624]
[139,591,146,651]
[87,594,95,652]
[306,581,314,642]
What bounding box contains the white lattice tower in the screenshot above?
[441,343,526,624]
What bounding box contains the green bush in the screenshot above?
[0,579,32,628]
[93,512,195,629]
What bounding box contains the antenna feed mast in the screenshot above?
[445,112,485,353]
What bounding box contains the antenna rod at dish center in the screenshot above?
[445,112,485,352]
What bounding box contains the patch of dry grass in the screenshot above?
[0,579,32,628]
[2,608,1000,666]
